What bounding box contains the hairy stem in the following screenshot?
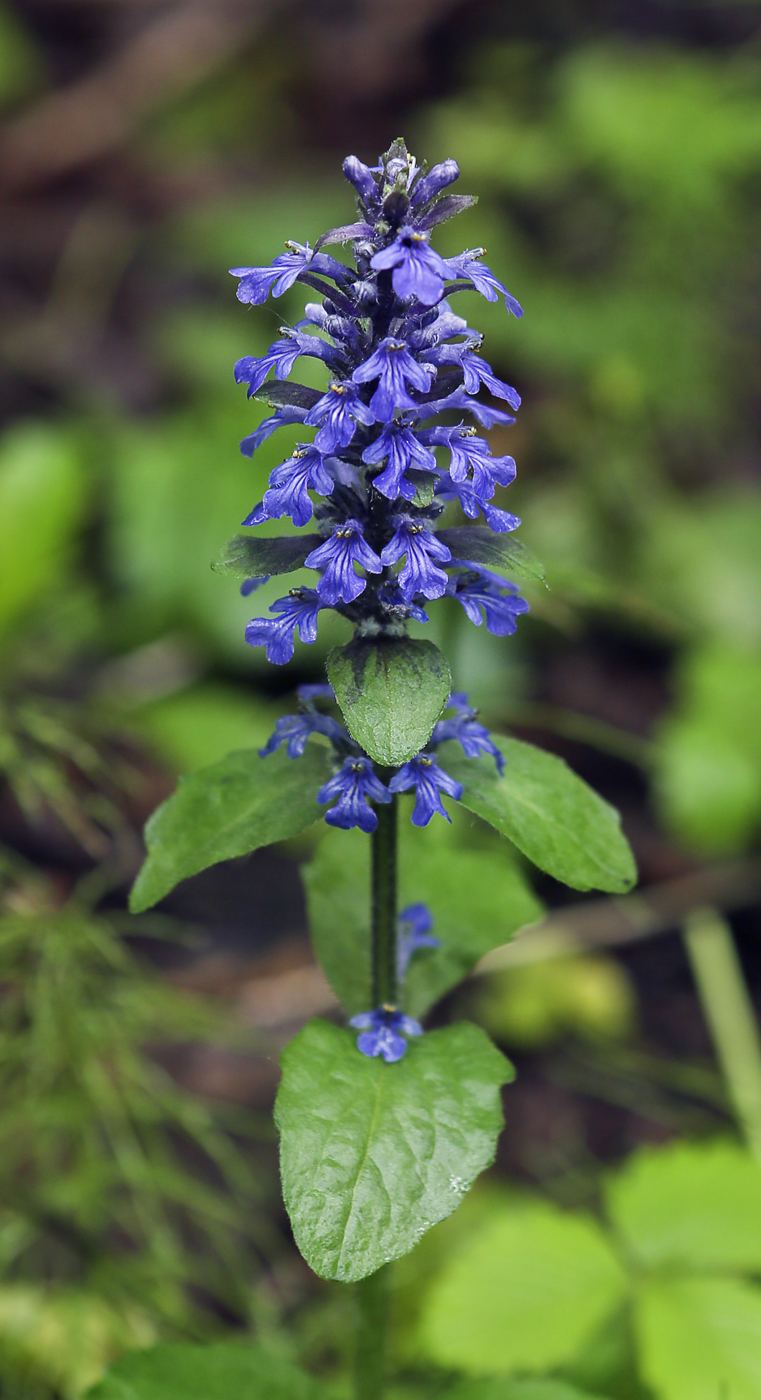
[371,788,398,1006]
[354,1267,389,1400]
[683,906,761,1161]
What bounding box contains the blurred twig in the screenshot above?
[0,0,279,188]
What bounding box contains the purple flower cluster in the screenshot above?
[259,688,503,834]
[231,138,528,655]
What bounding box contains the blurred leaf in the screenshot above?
[130,745,331,912]
[0,1286,154,1399]
[606,1139,761,1273]
[419,1198,627,1375]
[654,719,761,856]
[0,4,44,110]
[475,955,636,1049]
[304,823,542,1018]
[133,682,282,772]
[442,738,637,893]
[275,1018,511,1282]
[85,1341,327,1400]
[0,424,88,638]
[328,638,451,766]
[635,1276,761,1400]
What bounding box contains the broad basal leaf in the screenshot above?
[84,1341,327,1400]
[212,533,321,579]
[303,824,542,1017]
[130,746,331,912]
[606,1139,761,1273]
[437,528,545,583]
[442,738,637,893]
[275,1018,511,1282]
[635,1276,761,1400]
[419,1199,627,1375]
[328,636,451,766]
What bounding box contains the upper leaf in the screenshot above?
[437,528,546,583]
[635,1276,761,1400]
[304,823,543,1017]
[83,1341,328,1400]
[442,737,637,893]
[275,1018,511,1282]
[418,1198,627,1375]
[419,194,478,230]
[249,382,322,410]
[129,746,331,912]
[212,533,321,579]
[606,1139,761,1274]
[328,636,451,766]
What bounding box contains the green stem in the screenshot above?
[354,1268,389,1400]
[683,906,761,1161]
[354,788,399,1400]
[371,788,398,1006]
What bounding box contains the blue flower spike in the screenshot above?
[350,1006,424,1063]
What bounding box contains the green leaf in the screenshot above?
[442,737,637,893]
[437,528,546,583]
[635,1276,761,1400]
[275,1018,511,1282]
[249,382,322,410]
[407,469,437,508]
[303,823,543,1017]
[84,1341,327,1400]
[130,746,331,912]
[419,1199,627,1375]
[211,533,321,579]
[328,637,451,766]
[606,1138,761,1273]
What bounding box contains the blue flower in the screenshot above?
[318,757,391,833]
[424,387,517,430]
[297,682,335,703]
[304,383,376,453]
[245,445,335,529]
[371,229,447,306]
[239,575,270,596]
[244,589,324,665]
[442,248,523,317]
[397,904,440,980]
[230,241,348,304]
[380,521,452,601]
[343,155,380,205]
[363,425,437,501]
[259,710,348,759]
[410,159,460,208]
[430,345,521,411]
[350,1005,423,1062]
[240,406,307,457]
[421,425,516,499]
[430,694,505,774]
[305,519,383,605]
[235,331,342,398]
[378,581,429,624]
[447,568,529,635]
[389,755,464,826]
[435,474,521,533]
[352,338,434,419]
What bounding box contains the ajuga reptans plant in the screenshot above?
[129,140,636,1393]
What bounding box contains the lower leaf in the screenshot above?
[275,1018,512,1282]
[635,1276,761,1400]
[84,1342,328,1400]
